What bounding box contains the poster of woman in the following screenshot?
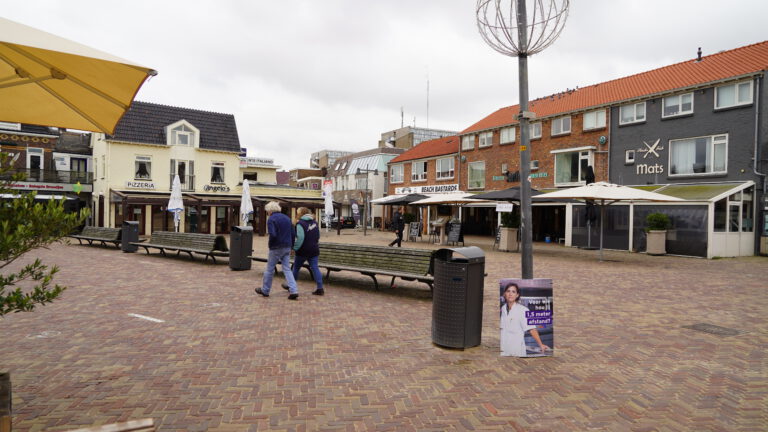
[499,278,554,357]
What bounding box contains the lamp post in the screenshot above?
[476,0,569,279]
[356,166,379,236]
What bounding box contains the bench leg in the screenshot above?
[361,272,379,290]
[77,238,85,245]
[389,276,397,289]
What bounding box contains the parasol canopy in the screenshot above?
[0,17,156,134]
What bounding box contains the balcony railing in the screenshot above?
[170,174,195,191]
[0,168,93,184]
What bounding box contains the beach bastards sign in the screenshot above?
[499,278,554,357]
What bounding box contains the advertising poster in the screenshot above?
[499,278,553,357]
[350,200,360,225]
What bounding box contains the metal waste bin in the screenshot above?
[432,246,485,348]
[229,225,253,270]
[121,220,139,253]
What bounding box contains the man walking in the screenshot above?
[388,206,405,247]
[255,201,299,300]
[283,207,324,296]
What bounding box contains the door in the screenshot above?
[70,157,87,183]
[725,202,741,257]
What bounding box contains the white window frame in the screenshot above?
[662,93,694,118]
[436,157,454,180]
[134,155,152,180]
[551,147,594,187]
[411,161,427,182]
[668,134,728,177]
[26,147,44,170]
[500,127,516,144]
[210,161,225,184]
[390,164,404,183]
[468,161,485,190]
[530,122,542,139]
[0,122,21,131]
[619,102,646,125]
[165,120,200,147]
[715,80,753,109]
[461,135,475,151]
[625,150,635,164]
[551,116,571,136]
[583,109,606,130]
[478,131,493,148]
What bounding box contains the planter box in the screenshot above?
[646,230,667,255]
[499,227,519,252]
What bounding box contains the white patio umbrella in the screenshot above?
[167,174,184,232]
[240,179,254,226]
[0,17,156,134]
[534,182,683,260]
[323,180,334,231]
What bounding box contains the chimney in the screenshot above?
[697,47,702,62]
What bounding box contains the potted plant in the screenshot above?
[645,212,671,255]
[499,210,520,252]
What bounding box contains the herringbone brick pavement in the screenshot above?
[1,229,766,431]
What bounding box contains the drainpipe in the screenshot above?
[753,76,765,181]
[753,75,766,255]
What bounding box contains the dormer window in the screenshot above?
[165,120,200,147]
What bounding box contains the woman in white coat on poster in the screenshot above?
[500,282,551,357]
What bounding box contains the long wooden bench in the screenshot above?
[68,226,122,248]
[251,242,436,291]
[131,231,229,264]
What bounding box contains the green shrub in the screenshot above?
[645,212,671,232]
[403,212,416,225]
[500,210,520,228]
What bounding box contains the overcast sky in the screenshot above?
[5,1,767,170]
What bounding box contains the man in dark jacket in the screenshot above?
[388,206,405,247]
[255,201,299,300]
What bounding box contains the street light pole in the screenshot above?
[476,0,569,279]
[356,166,379,236]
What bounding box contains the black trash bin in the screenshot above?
[432,246,485,349]
[121,221,139,253]
[229,225,253,271]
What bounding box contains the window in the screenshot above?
[468,161,485,190]
[210,161,225,183]
[411,161,427,181]
[390,164,404,183]
[530,122,542,139]
[662,93,693,117]
[553,149,593,186]
[583,110,606,130]
[0,122,20,131]
[620,102,646,124]
[479,131,493,148]
[551,116,571,136]
[461,135,475,150]
[436,157,454,180]
[135,156,151,180]
[500,127,516,144]
[501,163,508,174]
[625,150,635,164]
[243,172,258,182]
[669,134,727,176]
[172,124,194,146]
[715,80,753,109]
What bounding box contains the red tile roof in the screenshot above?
[389,135,459,163]
[462,40,768,134]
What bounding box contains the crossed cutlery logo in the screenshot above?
[637,138,664,158]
